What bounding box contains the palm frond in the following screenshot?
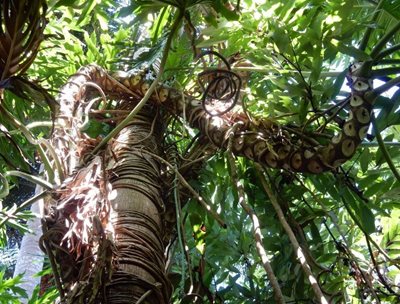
[0,0,47,80]
[0,76,57,114]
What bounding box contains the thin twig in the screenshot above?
[255,164,328,304]
[372,75,400,95]
[0,191,48,228]
[137,150,226,228]
[365,232,398,296]
[226,127,285,303]
[5,171,53,190]
[371,114,400,182]
[302,96,350,131]
[371,67,400,77]
[172,144,194,294]
[376,43,400,60]
[41,219,65,300]
[371,21,400,59]
[340,196,381,302]
[0,105,60,183]
[136,290,153,304]
[361,141,400,147]
[298,177,400,273]
[91,9,184,156]
[282,126,321,146]
[359,0,385,51]
[316,97,350,133]
[0,121,59,137]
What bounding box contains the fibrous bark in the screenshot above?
[104,106,171,303]
[43,66,173,303]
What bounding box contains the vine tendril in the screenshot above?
[196,51,242,116]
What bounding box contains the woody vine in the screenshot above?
[1,1,400,303]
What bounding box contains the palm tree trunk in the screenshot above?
[104,107,171,302]
[45,106,172,302]
[44,65,173,302]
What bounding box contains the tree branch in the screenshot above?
[226,125,285,304]
[371,114,400,182]
[256,165,328,304]
[91,8,184,156]
[359,0,385,51]
[371,21,400,59]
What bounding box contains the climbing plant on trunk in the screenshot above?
[40,55,389,302]
[1,1,400,303]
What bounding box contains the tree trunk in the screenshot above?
[104,106,171,302]
[43,66,173,303]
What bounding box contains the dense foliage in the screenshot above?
[1,0,400,303]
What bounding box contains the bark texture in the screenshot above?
[44,66,173,303]
[105,107,171,303]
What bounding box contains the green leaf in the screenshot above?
[382,211,400,260]
[114,27,129,43]
[373,92,400,133]
[236,283,253,298]
[359,204,375,234]
[84,31,100,60]
[336,42,371,60]
[359,148,371,173]
[212,1,240,21]
[328,69,347,100]
[382,1,400,20]
[382,184,400,201]
[375,134,398,166]
[298,99,308,123]
[272,26,290,53]
[54,0,79,7]
[77,0,97,25]
[118,4,135,18]
[343,187,375,234]
[81,121,110,138]
[309,221,324,255]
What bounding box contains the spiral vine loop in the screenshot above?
[197,51,242,116]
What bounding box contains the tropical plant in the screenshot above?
[1,0,400,303]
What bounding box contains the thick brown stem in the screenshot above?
[105,107,171,303]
